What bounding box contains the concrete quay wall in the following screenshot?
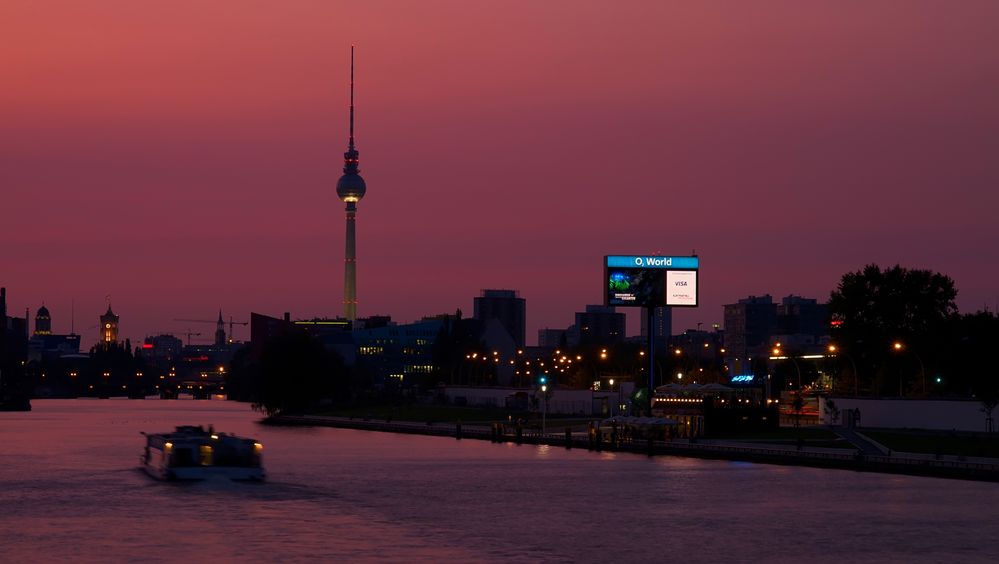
[820,397,992,432]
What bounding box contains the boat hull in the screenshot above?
[142,462,265,482]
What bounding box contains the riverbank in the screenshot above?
[267,414,999,482]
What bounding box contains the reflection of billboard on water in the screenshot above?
[604,255,699,308]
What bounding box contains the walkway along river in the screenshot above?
[271,414,999,482]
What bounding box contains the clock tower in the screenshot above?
[100,304,119,346]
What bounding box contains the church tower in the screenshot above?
[215,309,226,347]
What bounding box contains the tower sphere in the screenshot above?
[336,172,366,202]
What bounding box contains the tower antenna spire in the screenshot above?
[349,45,355,151]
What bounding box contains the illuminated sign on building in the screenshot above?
[605,255,699,308]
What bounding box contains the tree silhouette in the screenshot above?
[251,330,348,416]
[829,264,957,395]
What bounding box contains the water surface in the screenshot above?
[1,400,995,563]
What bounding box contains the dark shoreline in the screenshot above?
[266,414,999,483]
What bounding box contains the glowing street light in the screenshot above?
[827,344,859,396]
[892,341,925,396]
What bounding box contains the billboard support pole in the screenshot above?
[647,306,656,416]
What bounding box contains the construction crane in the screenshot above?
[174,314,248,344]
[147,331,203,346]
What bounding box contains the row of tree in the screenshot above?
[828,264,998,402]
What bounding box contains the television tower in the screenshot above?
[336,46,366,322]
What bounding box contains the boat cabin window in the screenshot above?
[199,445,214,466]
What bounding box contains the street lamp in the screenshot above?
[772,345,802,390]
[892,341,925,396]
[540,384,548,435]
[828,344,859,396]
[608,378,615,417]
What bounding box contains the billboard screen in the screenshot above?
[607,268,663,306]
[605,255,699,308]
[665,270,697,306]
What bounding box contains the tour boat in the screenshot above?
[140,425,265,481]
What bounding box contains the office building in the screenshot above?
[640,306,672,349]
[473,289,526,348]
[777,295,829,340]
[723,295,777,369]
[568,305,625,347]
[537,328,567,350]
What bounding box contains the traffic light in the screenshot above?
[539,375,547,385]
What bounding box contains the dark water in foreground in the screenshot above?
[1,400,996,563]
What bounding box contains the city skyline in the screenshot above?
[3,1,997,347]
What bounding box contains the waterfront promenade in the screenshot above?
[269,414,999,482]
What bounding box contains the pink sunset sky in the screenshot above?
[2,1,997,348]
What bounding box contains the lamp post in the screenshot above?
[828,344,859,396]
[540,384,548,435]
[772,345,801,390]
[608,378,615,417]
[892,342,926,396]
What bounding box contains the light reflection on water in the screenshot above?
[1,400,996,563]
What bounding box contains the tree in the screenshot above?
[829,264,957,396]
[947,311,999,401]
[252,330,348,416]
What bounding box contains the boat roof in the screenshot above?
[143,426,259,447]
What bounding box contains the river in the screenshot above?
[0,400,995,563]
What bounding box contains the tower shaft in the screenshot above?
[344,204,357,321]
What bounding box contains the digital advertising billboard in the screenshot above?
[605,255,699,308]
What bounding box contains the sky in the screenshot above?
[2,0,997,348]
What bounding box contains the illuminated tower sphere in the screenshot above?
[34,305,52,336]
[100,304,119,345]
[336,46,366,322]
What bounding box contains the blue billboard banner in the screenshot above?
[606,255,699,269]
